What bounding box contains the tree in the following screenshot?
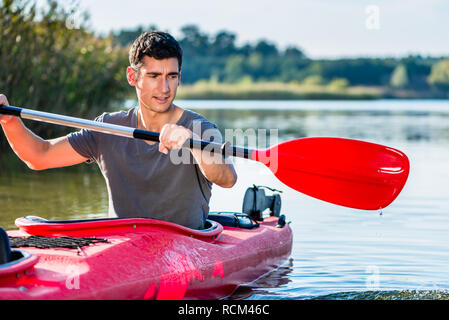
[302,75,324,86]
[318,58,395,86]
[328,78,349,91]
[283,46,305,59]
[428,59,449,90]
[400,56,431,89]
[179,24,210,56]
[113,25,158,46]
[253,40,278,57]
[279,47,308,82]
[211,31,237,56]
[390,64,409,88]
[246,53,263,79]
[223,55,246,82]
[0,0,130,148]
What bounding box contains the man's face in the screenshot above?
[128,56,181,113]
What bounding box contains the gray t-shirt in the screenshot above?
[67,107,221,229]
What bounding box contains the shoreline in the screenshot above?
[174,82,448,101]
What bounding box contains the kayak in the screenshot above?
[0,213,292,300]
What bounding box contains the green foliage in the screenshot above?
[328,78,349,91]
[0,0,130,147]
[113,24,158,46]
[223,55,246,82]
[315,58,396,86]
[177,81,381,100]
[302,75,324,86]
[390,64,409,88]
[428,59,449,90]
[401,56,432,89]
[174,25,306,84]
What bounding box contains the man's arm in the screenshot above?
[1,95,88,170]
[189,147,237,188]
[159,123,237,188]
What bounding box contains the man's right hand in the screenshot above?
[0,94,16,125]
[0,93,88,170]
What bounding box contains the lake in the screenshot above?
[1,99,449,300]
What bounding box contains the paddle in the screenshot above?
[0,105,409,210]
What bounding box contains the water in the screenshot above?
[1,99,449,300]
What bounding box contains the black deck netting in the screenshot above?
[8,235,109,249]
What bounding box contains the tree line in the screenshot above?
[117,26,448,97]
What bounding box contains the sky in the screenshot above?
[66,0,449,59]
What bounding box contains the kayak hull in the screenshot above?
[0,216,292,300]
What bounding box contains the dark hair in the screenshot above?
[129,31,183,75]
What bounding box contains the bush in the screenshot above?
[428,59,449,90]
[328,78,349,91]
[0,0,130,146]
[390,64,409,88]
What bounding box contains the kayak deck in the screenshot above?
[1,215,292,300]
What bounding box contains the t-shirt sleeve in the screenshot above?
[66,113,106,162]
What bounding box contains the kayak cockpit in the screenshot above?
[15,216,223,240]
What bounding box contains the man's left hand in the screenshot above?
[158,124,192,155]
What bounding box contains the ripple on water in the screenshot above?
[311,290,449,300]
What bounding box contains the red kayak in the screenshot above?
[0,213,292,300]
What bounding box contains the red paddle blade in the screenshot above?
[252,137,410,210]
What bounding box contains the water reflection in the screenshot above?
[0,162,108,229]
[312,289,449,300]
[193,108,449,147]
[227,258,294,300]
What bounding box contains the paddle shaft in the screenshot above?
[0,105,252,159]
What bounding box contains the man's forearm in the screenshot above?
[190,148,237,188]
[1,117,49,169]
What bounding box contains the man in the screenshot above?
[0,31,237,229]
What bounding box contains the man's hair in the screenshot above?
[129,31,183,75]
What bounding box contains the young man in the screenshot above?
[0,31,237,229]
